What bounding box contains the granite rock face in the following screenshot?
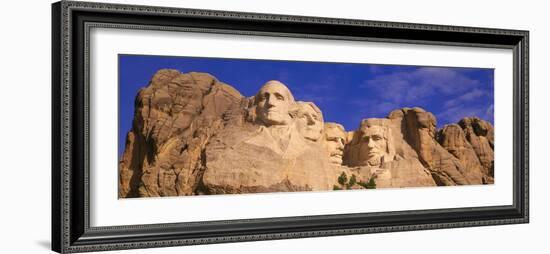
[119,70,495,198]
[391,108,474,185]
[458,117,495,183]
[118,70,243,198]
[436,124,485,185]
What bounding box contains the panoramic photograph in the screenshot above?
[117,55,495,198]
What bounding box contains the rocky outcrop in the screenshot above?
[437,124,485,184]
[458,117,495,183]
[119,70,495,198]
[118,70,243,198]
[389,108,475,185]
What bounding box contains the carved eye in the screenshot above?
[258,93,267,101]
[329,137,340,142]
[275,93,285,101]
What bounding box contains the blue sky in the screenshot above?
[118,54,494,156]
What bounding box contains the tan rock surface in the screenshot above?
[458,117,495,183]
[118,70,243,198]
[391,108,473,185]
[437,124,484,184]
[202,124,333,193]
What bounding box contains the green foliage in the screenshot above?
[348,174,357,187]
[335,172,377,190]
[365,178,376,189]
[337,172,348,186]
[357,178,376,189]
[356,181,367,188]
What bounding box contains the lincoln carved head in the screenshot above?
[254,80,295,126]
[291,101,324,142]
[357,120,395,166]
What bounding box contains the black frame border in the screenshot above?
[52,1,529,253]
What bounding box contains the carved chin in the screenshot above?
[366,155,383,166]
[303,130,322,141]
[262,114,288,125]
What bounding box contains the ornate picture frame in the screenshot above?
[52,1,529,253]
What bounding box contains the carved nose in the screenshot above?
[265,97,275,107]
[367,140,375,148]
[307,116,315,125]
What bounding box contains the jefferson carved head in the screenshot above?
[358,119,395,166]
[323,123,346,165]
[290,102,324,142]
[254,80,295,126]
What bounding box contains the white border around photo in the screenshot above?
[89,27,513,227]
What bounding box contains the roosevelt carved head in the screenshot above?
[323,123,346,165]
[254,80,295,126]
[290,101,324,142]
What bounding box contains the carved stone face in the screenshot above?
[255,81,294,126]
[170,84,203,130]
[359,125,388,166]
[294,103,323,142]
[324,124,346,165]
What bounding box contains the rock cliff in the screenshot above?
[119,70,495,198]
